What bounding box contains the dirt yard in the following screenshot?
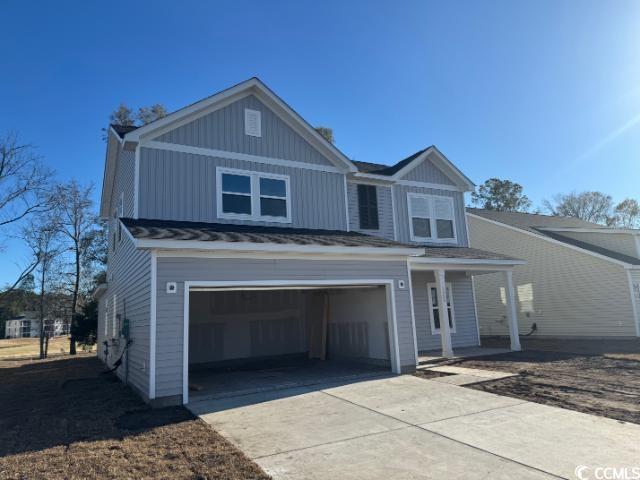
[0,354,269,480]
[453,338,640,425]
[0,336,84,359]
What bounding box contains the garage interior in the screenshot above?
[187,285,394,401]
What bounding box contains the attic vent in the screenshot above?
[244,108,262,137]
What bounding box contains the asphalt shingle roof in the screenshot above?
[111,124,139,139]
[121,218,418,249]
[467,208,640,265]
[121,218,520,262]
[352,148,429,176]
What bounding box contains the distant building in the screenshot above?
[4,312,69,339]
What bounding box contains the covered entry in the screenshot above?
[183,280,399,402]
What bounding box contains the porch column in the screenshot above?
[435,269,454,357]
[503,270,521,351]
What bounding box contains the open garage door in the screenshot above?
[183,280,399,403]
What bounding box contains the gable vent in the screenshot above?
[244,108,262,137]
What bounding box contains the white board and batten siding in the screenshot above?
[153,257,416,399]
[468,215,638,337]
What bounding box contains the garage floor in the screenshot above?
[188,359,389,401]
[189,375,640,479]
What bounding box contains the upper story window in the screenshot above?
[407,193,457,243]
[244,108,262,137]
[357,184,379,230]
[217,167,291,223]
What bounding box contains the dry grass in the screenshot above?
[0,337,87,359]
[0,355,270,480]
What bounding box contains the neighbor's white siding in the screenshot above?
[558,231,639,259]
[468,214,637,337]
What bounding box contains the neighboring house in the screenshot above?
[4,312,69,338]
[467,208,640,338]
[95,77,523,406]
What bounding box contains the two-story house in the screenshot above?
[467,208,640,338]
[96,78,524,406]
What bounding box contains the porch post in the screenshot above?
[502,270,521,351]
[435,269,454,357]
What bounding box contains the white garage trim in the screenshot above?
[181,279,401,404]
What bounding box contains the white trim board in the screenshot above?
[390,146,475,191]
[467,212,636,269]
[136,238,424,256]
[426,282,457,335]
[142,140,342,174]
[537,227,640,234]
[124,78,357,173]
[153,250,422,262]
[181,278,403,404]
[627,271,640,337]
[216,166,292,224]
[149,252,157,399]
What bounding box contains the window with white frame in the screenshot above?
[407,193,456,242]
[217,168,291,222]
[426,283,456,334]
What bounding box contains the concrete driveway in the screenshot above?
[188,375,640,479]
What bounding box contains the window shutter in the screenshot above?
[357,184,379,230]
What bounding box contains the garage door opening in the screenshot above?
[185,282,398,402]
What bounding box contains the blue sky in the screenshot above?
[1,0,639,285]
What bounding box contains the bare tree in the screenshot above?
[0,132,52,232]
[136,104,168,125]
[53,180,97,355]
[612,198,640,228]
[543,191,614,225]
[23,215,62,359]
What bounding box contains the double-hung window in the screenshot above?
[426,283,456,334]
[407,193,457,242]
[217,168,291,222]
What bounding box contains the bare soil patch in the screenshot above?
[452,339,640,425]
[0,355,269,480]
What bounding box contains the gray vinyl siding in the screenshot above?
[97,296,106,361]
[411,271,479,351]
[102,232,151,399]
[99,144,151,399]
[468,215,637,337]
[401,157,456,185]
[630,270,640,334]
[154,94,334,168]
[558,231,639,260]
[154,257,416,399]
[138,147,347,230]
[393,185,468,247]
[347,181,395,240]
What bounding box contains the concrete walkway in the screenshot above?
[188,375,640,479]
